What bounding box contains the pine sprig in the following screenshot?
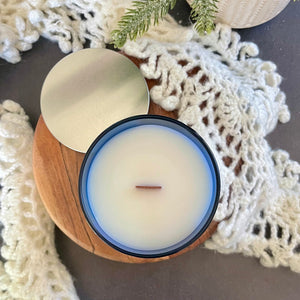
[111,0,177,48]
[111,0,219,48]
[191,0,219,34]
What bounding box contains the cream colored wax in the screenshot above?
[87,125,213,251]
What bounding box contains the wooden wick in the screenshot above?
[135,185,162,190]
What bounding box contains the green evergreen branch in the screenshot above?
[111,0,218,48]
[111,0,177,48]
[191,0,218,35]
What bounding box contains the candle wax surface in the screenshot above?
[87,125,213,251]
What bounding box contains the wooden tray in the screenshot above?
[32,56,218,263]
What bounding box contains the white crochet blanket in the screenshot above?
[0,101,78,299]
[1,0,300,299]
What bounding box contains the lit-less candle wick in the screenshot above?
[135,185,162,190]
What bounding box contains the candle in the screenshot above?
[79,116,220,258]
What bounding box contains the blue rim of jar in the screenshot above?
[79,115,220,258]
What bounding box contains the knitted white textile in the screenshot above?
[123,25,300,272]
[0,0,193,63]
[0,101,79,299]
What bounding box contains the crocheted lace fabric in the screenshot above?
[1,0,300,299]
[0,0,190,63]
[0,101,78,299]
[123,29,300,272]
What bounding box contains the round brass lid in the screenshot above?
[41,48,149,153]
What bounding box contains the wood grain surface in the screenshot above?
[32,54,218,263]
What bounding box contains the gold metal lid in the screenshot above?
[41,48,149,153]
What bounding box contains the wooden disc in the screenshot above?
[33,55,218,263]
